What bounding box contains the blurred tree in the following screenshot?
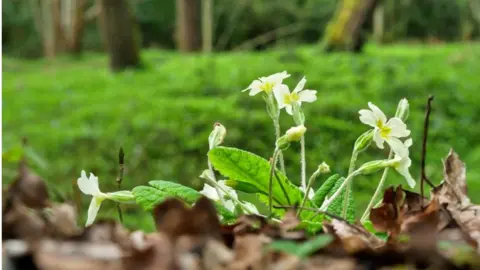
[322,0,378,52]
[373,1,384,43]
[176,0,200,51]
[100,0,142,71]
[29,0,86,58]
[202,0,213,52]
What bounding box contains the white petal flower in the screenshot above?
[200,183,220,200]
[243,71,290,96]
[224,200,236,213]
[392,139,415,188]
[77,171,107,226]
[359,102,411,157]
[273,76,317,115]
[86,197,104,226]
[217,180,238,200]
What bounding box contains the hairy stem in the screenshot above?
[297,169,321,217]
[207,159,226,205]
[116,147,124,224]
[360,150,393,222]
[212,179,254,215]
[300,135,307,190]
[273,117,286,175]
[342,150,358,218]
[269,148,280,215]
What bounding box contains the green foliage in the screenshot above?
[208,147,303,206]
[148,180,201,204]
[132,181,237,223]
[132,186,167,211]
[326,177,356,223]
[268,234,333,258]
[4,44,480,229]
[312,174,340,206]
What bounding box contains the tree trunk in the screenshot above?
[202,0,213,52]
[176,0,200,52]
[323,0,378,52]
[100,0,142,72]
[373,2,384,44]
[40,0,56,58]
[68,0,86,54]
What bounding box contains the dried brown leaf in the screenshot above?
[370,186,404,237]
[432,150,480,252]
[7,159,49,209]
[323,218,385,252]
[153,197,221,240]
[228,234,270,270]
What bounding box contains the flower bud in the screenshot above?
[318,162,330,174]
[106,190,136,204]
[208,123,227,149]
[354,129,374,153]
[357,158,399,175]
[395,98,409,122]
[275,135,291,150]
[285,125,307,142]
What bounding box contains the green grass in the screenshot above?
[4,43,480,230]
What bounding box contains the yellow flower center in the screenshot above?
[283,92,300,105]
[260,82,274,93]
[376,120,391,138]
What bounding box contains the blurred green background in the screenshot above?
[3,0,480,231]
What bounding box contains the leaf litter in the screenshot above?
[4,150,480,269]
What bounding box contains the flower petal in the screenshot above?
[373,130,385,149]
[273,84,290,109]
[224,200,236,212]
[387,137,408,158]
[285,104,293,115]
[298,90,317,103]
[218,180,238,200]
[200,184,219,200]
[386,117,410,138]
[267,71,290,84]
[293,76,306,93]
[242,201,259,215]
[395,157,415,188]
[359,109,377,127]
[89,173,101,194]
[77,171,99,195]
[86,197,103,226]
[368,102,387,124]
[404,138,413,148]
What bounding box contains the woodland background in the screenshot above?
[3,0,480,230]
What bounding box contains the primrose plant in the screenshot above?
[77,71,415,232]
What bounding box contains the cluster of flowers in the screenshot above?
[76,71,415,226]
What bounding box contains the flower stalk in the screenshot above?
[360,150,393,223]
[268,147,281,215]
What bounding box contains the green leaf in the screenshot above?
[133,181,237,223]
[208,147,302,206]
[296,235,333,257]
[325,177,356,223]
[312,174,340,206]
[268,234,333,258]
[132,186,167,210]
[149,180,201,204]
[298,220,324,234]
